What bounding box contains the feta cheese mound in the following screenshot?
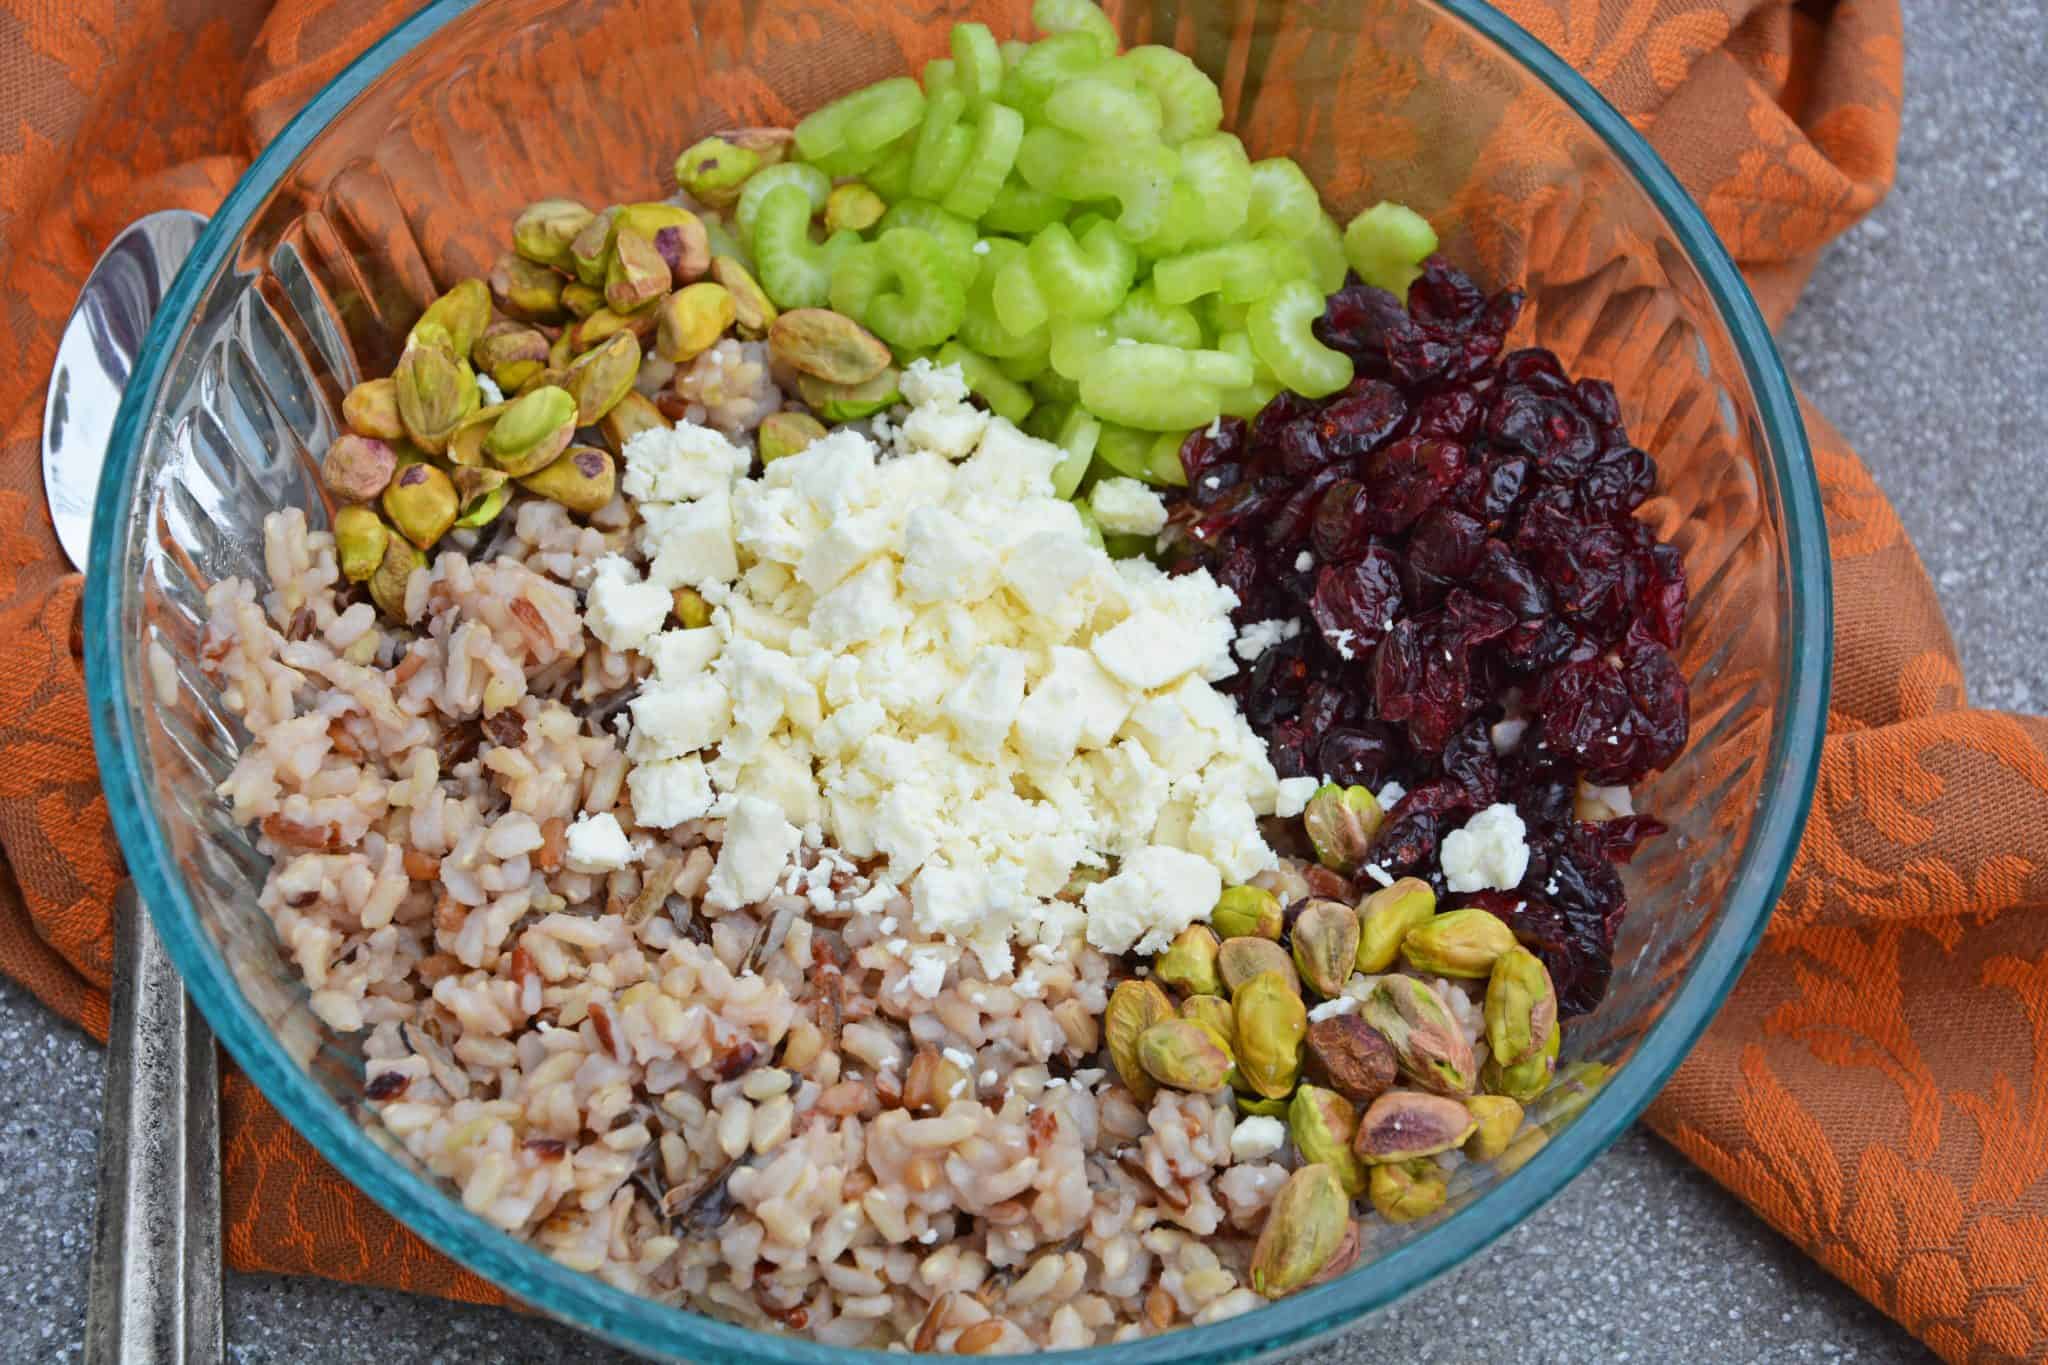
[1089,477,1169,536]
[1229,1115,1288,1162]
[563,813,637,874]
[1440,802,1531,893]
[612,362,1289,961]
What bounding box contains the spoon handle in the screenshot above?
[84,882,224,1364]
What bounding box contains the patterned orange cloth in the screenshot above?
[5,1,2042,1360]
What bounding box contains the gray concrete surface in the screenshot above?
[3,0,2036,1359]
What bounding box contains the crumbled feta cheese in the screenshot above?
[971,239,991,255]
[1233,617,1301,662]
[904,950,948,999]
[562,813,636,874]
[626,757,714,829]
[1327,628,1357,660]
[900,358,969,408]
[474,373,504,405]
[1362,862,1395,888]
[1082,846,1221,955]
[1376,781,1407,809]
[1089,477,1169,536]
[1307,996,1358,1022]
[1275,776,1317,819]
[1294,550,1313,573]
[1490,717,1529,754]
[705,796,801,910]
[1580,783,1634,819]
[585,556,671,653]
[1440,802,1531,893]
[1229,1115,1287,1162]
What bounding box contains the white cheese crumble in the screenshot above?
[1294,550,1313,573]
[612,360,1288,967]
[563,813,636,874]
[1307,995,1359,1021]
[1327,628,1357,660]
[1232,617,1301,661]
[1229,1115,1288,1162]
[1490,717,1528,754]
[475,373,505,406]
[1440,802,1531,893]
[1376,780,1407,809]
[1089,477,1169,536]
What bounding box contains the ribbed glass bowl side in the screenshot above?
[84,1,1829,1360]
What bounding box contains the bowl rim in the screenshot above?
[84,1,1831,1359]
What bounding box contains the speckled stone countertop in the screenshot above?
[3,2,2037,1359]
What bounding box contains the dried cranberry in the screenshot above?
[1460,455,1533,531]
[1310,550,1403,654]
[1440,718,1503,808]
[1406,387,1486,442]
[1634,541,1688,650]
[1361,437,1466,534]
[1181,416,1247,488]
[1406,258,1488,328]
[1496,348,1572,394]
[1573,377,1622,432]
[1266,464,1345,548]
[1313,281,1415,363]
[1244,638,1311,726]
[1487,385,1599,482]
[1403,506,1486,608]
[1311,479,1376,562]
[1318,723,1403,788]
[1578,443,1656,519]
[1318,380,1407,460]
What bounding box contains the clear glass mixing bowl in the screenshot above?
[83,0,1830,1358]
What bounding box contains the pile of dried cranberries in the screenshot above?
[1166,259,1690,1016]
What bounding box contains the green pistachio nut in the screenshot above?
[342,377,405,440]
[718,126,795,165]
[657,282,737,363]
[606,228,671,314]
[1288,1085,1367,1196]
[572,305,658,355]
[512,198,595,269]
[1219,936,1299,995]
[1249,1164,1348,1297]
[617,204,711,285]
[1355,878,1437,973]
[414,278,491,357]
[1153,925,1223,997]
[1483,946,1557,1068]
[1180,994,1234,1039]
[368,537,425,620]
[380,462,459,550]
[1136,1018,1234,1093]
[1359,976,1476,1096]
[1496,1126,1549,1175]
[472,321,551,393]
[332,505,390,583]
[768,308,892,386]
[1482,1019,1559,1103]
[795,366,900,423]
[489,251,568,323]
[825,183,887,235]
[450,464,508,515]
[600,391,673,452]
[675,136,763,209]
[671,586,712,629]
[1303,1013,1397,1107]
[484,385,578,477]
[1538,1061,1612,1130]
[566,333,642,426]
[1368,1158,1446,1223]
[711,256,778,337]
[1211,885,1284,940]
[1401,907,1518,978]
[1236,1093,1288,1118]
[569,205,621,287]
[1462,1094,1524,1161]
[452,480,510,531]
[1303,784,1383,874]
[393,336,478,456]
[447,402,508,469]
[548,327,577,372]
[1232,969,1307,1100]
[320,434,398,502]
[756,410,826,464]
[1352,1089,1477,1164]
[1290,898,1362,999]
[560,280,607,320]
[519,445,616,515]
[1105,978,1177,1104]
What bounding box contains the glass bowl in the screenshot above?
[84,0,1830,1359]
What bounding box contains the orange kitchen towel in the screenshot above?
[7,2,2043,1360]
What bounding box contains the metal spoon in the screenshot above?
[42,209,225,1365]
